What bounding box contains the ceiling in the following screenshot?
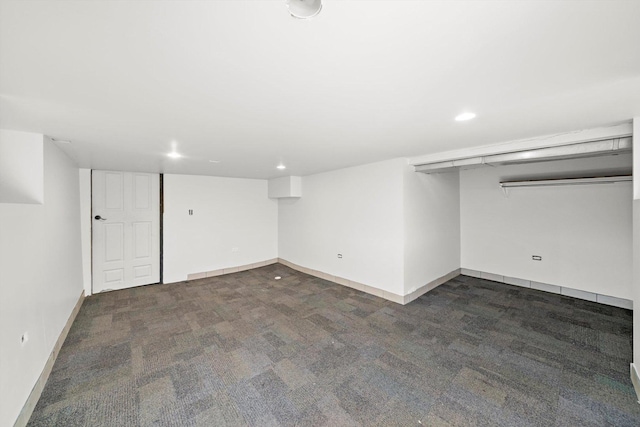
[1,1,640,179]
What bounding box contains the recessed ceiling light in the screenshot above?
[277,164,286,170]
[167,152,182,159]
[287,0,322,19]
[209,160,220,163]
[455,112,476,121]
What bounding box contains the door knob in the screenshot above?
[94,215,107,221]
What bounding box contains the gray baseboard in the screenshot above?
[278,258,459,305]
[186,258,278,281]
[460,268,633,310]
[631,363,640,403]
[403,269,462,304]
[277,258,404,304]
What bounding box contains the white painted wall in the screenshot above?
[0,129,44,204]
[0,135,83,427]
[163,174,278,283]
[461,154,632,299]
[634,199,640,365]
[79,168,92,296]
[403,166,460,294]
[278,158,406,295]
[632,117,640,366]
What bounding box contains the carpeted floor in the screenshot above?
[28,263,640,426]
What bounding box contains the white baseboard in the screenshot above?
[460,268,633,310]
[14,290,85,427]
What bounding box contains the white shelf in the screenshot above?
[500,175,631,189]
[499,175,631,196]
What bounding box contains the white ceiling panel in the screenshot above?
[1,1,639,178]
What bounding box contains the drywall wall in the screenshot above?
[632,117,640,368]
[278,158,406,295]
[634,199,640,365]
[460,154,632,299]
[268,176,302,198]
[0,135,83,426]
[403,166,460,294]
[0,129,43,204]
[163,174,278,284]
[79,168,92,296]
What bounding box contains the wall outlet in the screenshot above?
[532,255,542,261]
[21,332,28,346]
[337,254,343,259]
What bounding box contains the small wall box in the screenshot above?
[0,130,44,204]
[268,176,302,199]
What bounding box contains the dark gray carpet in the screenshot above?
[28,264,640,426]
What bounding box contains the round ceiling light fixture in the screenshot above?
[286,0,322,19]
[277,164,286,170]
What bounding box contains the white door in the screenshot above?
[92,171,160,293]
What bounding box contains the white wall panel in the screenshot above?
[461,154,632,299]
[79,169,92,296]
[0,135,83,426]
[278,159,406,295]
[0,129,43,204]
[632,117,640,367]
[163,174,278,284]
[403,166,461,294]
